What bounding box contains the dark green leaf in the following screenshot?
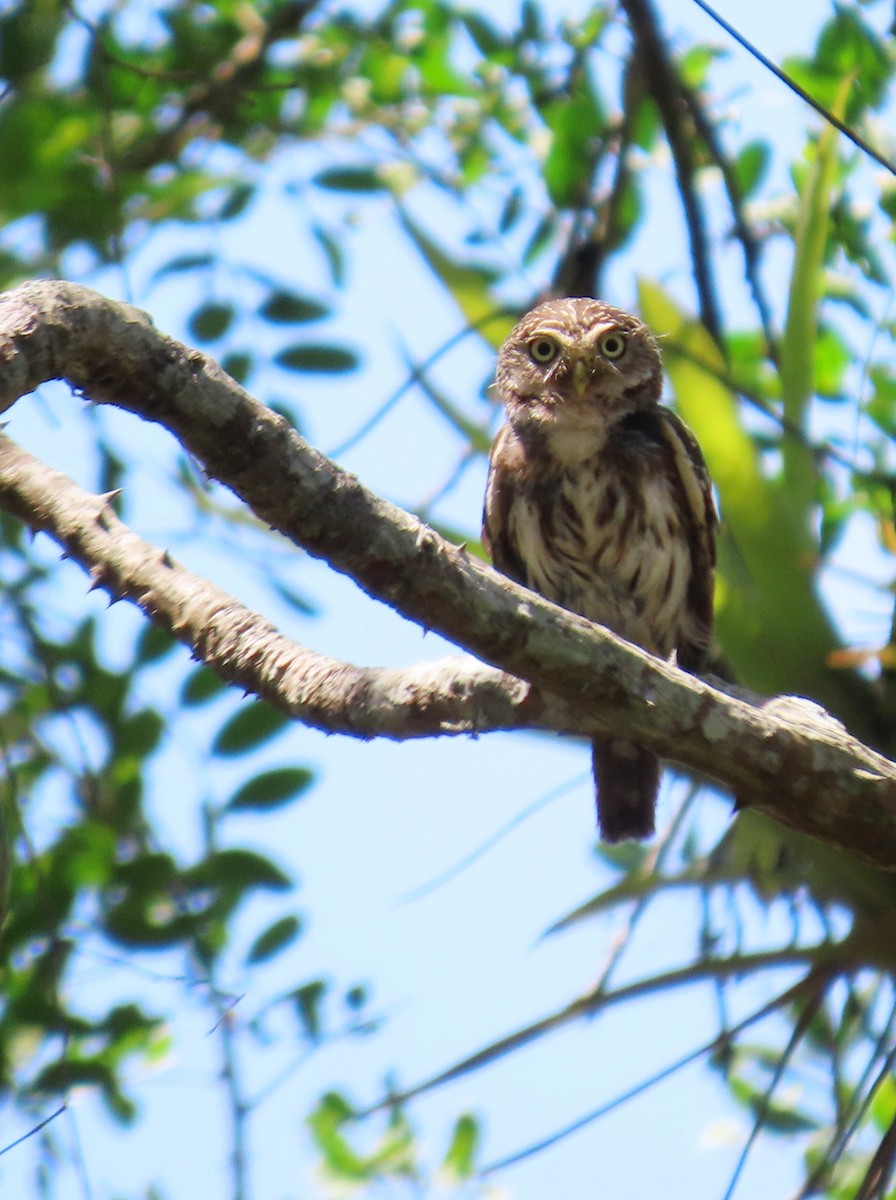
[314,166,385,192]
[218,182,255,220]
[276,344,360,374]
[212,701,290,756]
[246,914,302,964]
[181,665,228,706]
[188,848,292,892]
[115,710,164,758]
[260,291,329,324]
[226,767,314,812]
[189,301,234,343]
[344,984,367,1011]
[221,351,252,384]
[295,980,328,1042]
[135,622,177,665]
[152,252,214,281]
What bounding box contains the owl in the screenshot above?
[483,298,716,841]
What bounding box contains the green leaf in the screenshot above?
[189,301,235,343]
[295,980,328,1042]
[246,914,302,964]
[217,182,255,220]
[309,1089,355,1131]
[115,710,164,758]
[226,767,314,812]
[221,351,252,384]
[813,325,851,398]
[135,622,177,665]
[181,665,227,706]
[314,166,385,192]
[188,848,292,892]
[440,1114,479,1182]
[212,701,290,756]
[259,291,329,324]
[542,69,605,208]
[152,253,214,280]
[275,344,360,373]
[733,141,770,198]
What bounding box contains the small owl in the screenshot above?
[483,298,716,841]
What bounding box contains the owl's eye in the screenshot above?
[599,331,627,359]
[528,336,560,364]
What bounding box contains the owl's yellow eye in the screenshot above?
[599,331,627,360]
[528,336,559,364]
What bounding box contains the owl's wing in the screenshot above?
[482,424,531,585]
[655,408,717,672]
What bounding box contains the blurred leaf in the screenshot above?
[295,980,328,1042]
[188,848,292,893]
[212,701,291,756]
[181,665,228,706]
[217,181,255,221]
[135,623,177,665]
[115,710,164,758]
[734,141,770,198]
[246,914,302,965]
[275,344,360,373]
[813,325,851,399]
[314,166,385,192]
[189,302,235,343]
[542,68,604,208]
[226,766,314,812]
[219,351,251,386]
[259,292,329,324]
[151,253,215,280]
[440,1113,480,1182]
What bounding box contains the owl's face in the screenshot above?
[495,298,662,425]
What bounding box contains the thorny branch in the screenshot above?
[2,281,896,866]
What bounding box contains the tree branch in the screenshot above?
[621,0,723,343]
[0,436,531,740]
[2,281,896,866]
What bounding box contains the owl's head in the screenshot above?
[495,298,662,424]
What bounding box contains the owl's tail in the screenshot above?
[591,736,659,842]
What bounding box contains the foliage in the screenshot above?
[2,1,896,1198]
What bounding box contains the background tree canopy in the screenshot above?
[2,1,896,1197]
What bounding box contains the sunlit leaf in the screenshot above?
[440,1114,480,1182]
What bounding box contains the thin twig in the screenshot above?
[361,944,833,1115]
[399,771,589,904]
[722,975,828,1200]
[690,0,896,178]
[622,0,722,341]
[482,968,822,1175]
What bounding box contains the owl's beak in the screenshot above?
[572,358,590,395]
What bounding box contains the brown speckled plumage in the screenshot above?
[484,298,716,841]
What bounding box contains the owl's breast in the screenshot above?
[504,434,695,656]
